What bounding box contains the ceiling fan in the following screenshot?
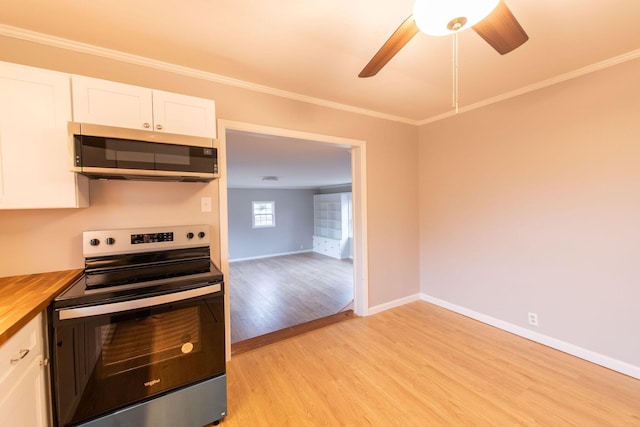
[359,0,528,78]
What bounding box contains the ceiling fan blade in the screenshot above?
[472,0,529,55]
[359,15,419,78]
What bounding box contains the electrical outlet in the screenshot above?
[200,197,212,213]
[528,312,538,326]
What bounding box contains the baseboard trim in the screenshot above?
[229,249,312,263]
[420,293,640,380]
[368,293,422,315]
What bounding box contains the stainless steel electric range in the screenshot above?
[49,224,227,427]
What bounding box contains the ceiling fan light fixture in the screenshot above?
[413,0,500,36]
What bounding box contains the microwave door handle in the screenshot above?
[57,283,221,320]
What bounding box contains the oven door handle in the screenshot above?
[57,283,222,320]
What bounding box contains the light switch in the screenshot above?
[200,197,212,212]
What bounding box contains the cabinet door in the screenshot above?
[0,313,48,427]
[72,74,154,130]
[152,90,216,138]
[0,356,49,427]
[0,62,88,209]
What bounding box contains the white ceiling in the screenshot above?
[226,130,352,189]
[2,0,639,187]
[3,0,640,123]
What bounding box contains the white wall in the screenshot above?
[419,57,640,372]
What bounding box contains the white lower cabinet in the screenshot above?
[0,313,50,427]
[312,235,342,259]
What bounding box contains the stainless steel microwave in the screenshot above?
[70,122,218,182]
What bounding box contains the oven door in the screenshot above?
[50,285,225,427]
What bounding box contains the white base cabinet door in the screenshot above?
[0,61,89,209]
[0,356,49,427]
[313,235,341,259]
[0,313,49,427]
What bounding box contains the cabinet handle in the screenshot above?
[156,124,163,130]
[40,358,49,367]
[10,349,29,364]
[143,122,151,128]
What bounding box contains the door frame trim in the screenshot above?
[217,120,369,360]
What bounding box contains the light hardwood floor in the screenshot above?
[220,301,640,426]
[229,252,354,343]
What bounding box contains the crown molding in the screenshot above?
[419,49,640,125]
[1,24,638,127]
[0,24,417,126]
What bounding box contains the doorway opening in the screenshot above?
[217,121,368,358]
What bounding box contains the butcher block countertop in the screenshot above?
[0,269,83,346]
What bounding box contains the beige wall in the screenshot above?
[0,181,221,273]
[0,35,420,309]
[419,58,640,367]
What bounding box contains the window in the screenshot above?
[252,201,275,228]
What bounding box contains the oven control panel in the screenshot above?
[83,225,210,256]
[131,232,174,245]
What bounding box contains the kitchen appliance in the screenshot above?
[49,224,226,427]
[70,122,218,182]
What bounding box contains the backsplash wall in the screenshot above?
[0,180,220,276]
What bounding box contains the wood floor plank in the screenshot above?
[220,301,640,426]
[229,252,353,342]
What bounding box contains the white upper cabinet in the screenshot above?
[72,75,216,138]
[71,75,153,131]
[0,62,89,210]
[152,89,217,138]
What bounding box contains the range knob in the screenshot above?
[198,231,206,239]
[105,237,116,245]
[89,238,100,246]
[186,232,194,239]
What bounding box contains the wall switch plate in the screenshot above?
[528,312,539,326]
[200,197,212,213]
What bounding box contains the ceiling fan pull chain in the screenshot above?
[452,32,459,114]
